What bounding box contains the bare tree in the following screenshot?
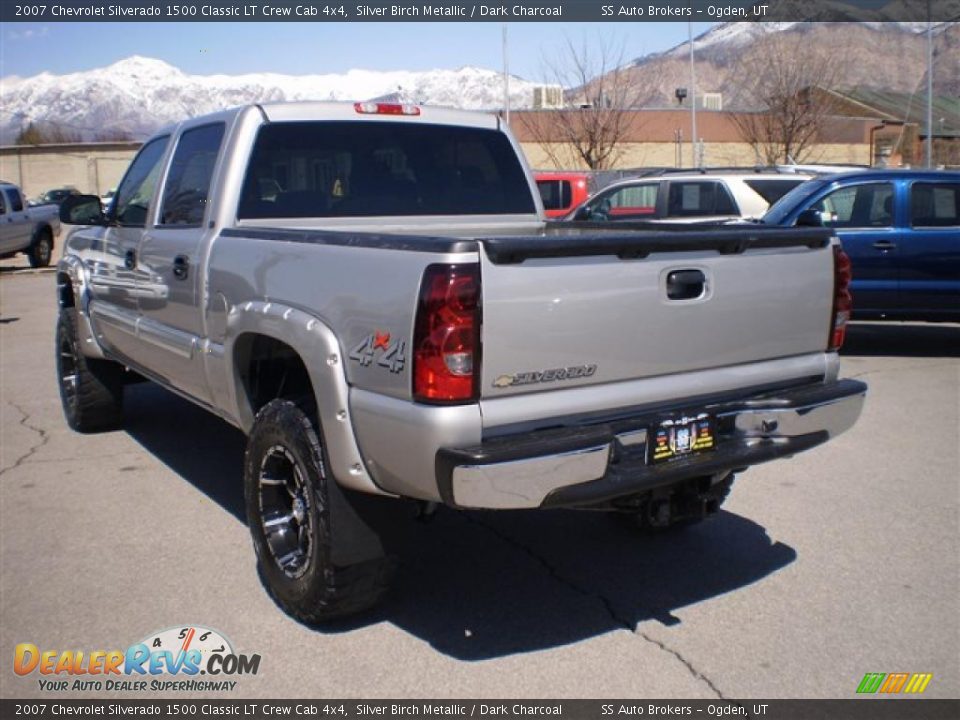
[518,36,647,170]
[729,30,846,165]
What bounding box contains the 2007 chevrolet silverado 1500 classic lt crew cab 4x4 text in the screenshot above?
[55,102,867,620]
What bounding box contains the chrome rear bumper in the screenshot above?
[438,379,867,509]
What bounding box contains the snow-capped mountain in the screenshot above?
[0,57,538,143]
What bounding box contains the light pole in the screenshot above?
[926,1,933,168]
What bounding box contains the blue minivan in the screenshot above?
[762,170,960,322]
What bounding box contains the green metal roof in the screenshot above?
[833,87,960,136]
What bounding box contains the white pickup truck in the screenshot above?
[1,181,59,267]
[55,102,867,620]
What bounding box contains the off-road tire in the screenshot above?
[244,399,393,622]
[28,229,53,268]
[56,310,124,432]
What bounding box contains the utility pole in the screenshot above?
[502,24,510,126]
[689,21,698,167]
[925,2,933,168]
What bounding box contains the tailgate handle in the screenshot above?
[666,269,705,300]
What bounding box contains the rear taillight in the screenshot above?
[829,245,853,351]
[413,264,481,403]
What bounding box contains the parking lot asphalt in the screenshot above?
[1,267,958,700]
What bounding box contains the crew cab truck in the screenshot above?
[56,102,867,621]
[1,181,60,267]
[760,170,960,322]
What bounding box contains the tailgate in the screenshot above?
[479,228,835,397]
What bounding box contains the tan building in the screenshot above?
[810,88,960,168]
[0,141,141,200]
[509,109,877,171]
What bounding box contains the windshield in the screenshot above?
[761,177,829,225]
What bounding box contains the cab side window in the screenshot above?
[7,189,24,212]
[113,136,170,228]
[588,183,657,220]
[0,191,8,215]
[159,123,225,226]
[813,183,893,228]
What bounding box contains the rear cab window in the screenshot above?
[238,121,536,218]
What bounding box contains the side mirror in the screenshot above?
[795,208,824,227]
[573,206,590,221]
[60,195,106,225]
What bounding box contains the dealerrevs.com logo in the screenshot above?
[13,626,260,693]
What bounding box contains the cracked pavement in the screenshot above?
[1,269,958,700]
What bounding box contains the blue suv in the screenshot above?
[762,170,960,322]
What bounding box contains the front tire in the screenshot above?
[28,229,53,268]
[244,399,393,622]
[56,310,125,432]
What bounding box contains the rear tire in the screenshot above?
[28,229,53,268]
[244,398,393,622]
[55,310,124,432]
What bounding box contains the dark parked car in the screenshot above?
[761,170,960,322]
[31,187,80,207]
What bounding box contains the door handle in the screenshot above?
[666,269,706,300]
[124,249,136,270]
[872,240,897,250]
[172,255,189,281]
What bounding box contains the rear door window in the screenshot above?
[666,181,738,217]
[239,121,535,218]
[159,123,225,226]
[911,183,959,227]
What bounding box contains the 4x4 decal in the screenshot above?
[349,331,406,374]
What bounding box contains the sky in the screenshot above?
[1,21,717,80]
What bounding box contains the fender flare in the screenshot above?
[223,300,393,497]
[56,255,106,359]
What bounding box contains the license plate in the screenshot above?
[650,413,716,464]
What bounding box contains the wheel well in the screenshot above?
[235,334,314,416]
[57,273,75,309]
[35,223,54,243]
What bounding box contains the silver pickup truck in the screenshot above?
[56,102,867,621]
[1,181,60,267]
